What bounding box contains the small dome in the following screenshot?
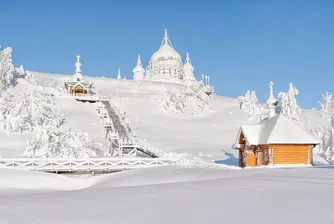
[133,64,145,73]
[266,81,278,106]
[183,62,194,71]
[266,96,278,106]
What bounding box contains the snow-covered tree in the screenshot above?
[237,90,260,115]
[311,113,334,163]
[319,92,333,112]
[0,88,64,133]
[278,82,301,121]
[0,47,16,89]
[25,124,105,158]
[160,83,211,116]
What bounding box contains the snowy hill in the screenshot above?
[0,67,333,223]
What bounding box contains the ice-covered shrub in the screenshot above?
[319,92,333,112]
[237,90,261,115]
[0,88,62,133]
[311,127,334,163]
[278,82,301,121]
[0,46,17,89]
[311,114,334,164]
[25,124,105,158]
[160,85,211,116]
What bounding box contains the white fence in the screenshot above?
[0,157,177,172]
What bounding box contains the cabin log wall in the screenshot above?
[271,144,313,165]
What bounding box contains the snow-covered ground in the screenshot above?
[1,166,334,223]
[0,69,333,223]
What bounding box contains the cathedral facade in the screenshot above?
[133,29,196,82]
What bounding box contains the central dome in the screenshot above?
[150,29,182,64]
[151,43,182,63]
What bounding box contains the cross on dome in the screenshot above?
[266,81,278,107]
[160,28,174,49]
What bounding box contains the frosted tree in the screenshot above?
[319,92,333,112]
[0,47,16,89]
[237,90,260,115]
[25,124,105,158]
[311,113,334,163]
[0,88,63,133]
[160,83,211,116]
[278,82,301,121]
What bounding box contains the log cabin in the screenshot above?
[234,113,320,168]
[64,55,92,96]
[234,81,320,168]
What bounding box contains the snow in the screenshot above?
[0,67,333,222]
[0,166,334,223]
[240,113,320,145]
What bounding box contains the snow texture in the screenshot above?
[240,113,320,145]
[159,83,211,116]
[0,87,61,133]
[25,124,106,158]
[278,82,301,121]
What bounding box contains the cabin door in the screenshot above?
[257,151,262,166]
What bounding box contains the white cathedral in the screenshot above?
[132,29,196,82]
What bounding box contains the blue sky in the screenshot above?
[1,0,333,109]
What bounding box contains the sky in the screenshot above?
[0,0,333,109]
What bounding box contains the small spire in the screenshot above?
[75,55,82,74]
[117,68,121,80]
[185,52,191,64]
[160,28,173,48]
[266,81,278,119]
[269,81,274,98]
[137,55,142,66]
[164,29,168,45]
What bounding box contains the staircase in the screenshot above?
[99,100,160,158]
[101,100,129,138]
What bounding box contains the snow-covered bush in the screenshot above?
[311,126,334,163]
[278,82,301,121]
[25,124,105,158]
[160,85,211,116]
[311,114,334,163]
[0,88,63,133]
[237,90,261,115]
[0,47,16,89]
[319,92,333,112]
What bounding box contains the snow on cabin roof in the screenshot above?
[238,114,320,146]
[72,81,91,89]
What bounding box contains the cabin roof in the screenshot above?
[72,81,91,89]
[236,114,320,146]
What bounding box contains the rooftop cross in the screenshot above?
[160,29,173,48]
